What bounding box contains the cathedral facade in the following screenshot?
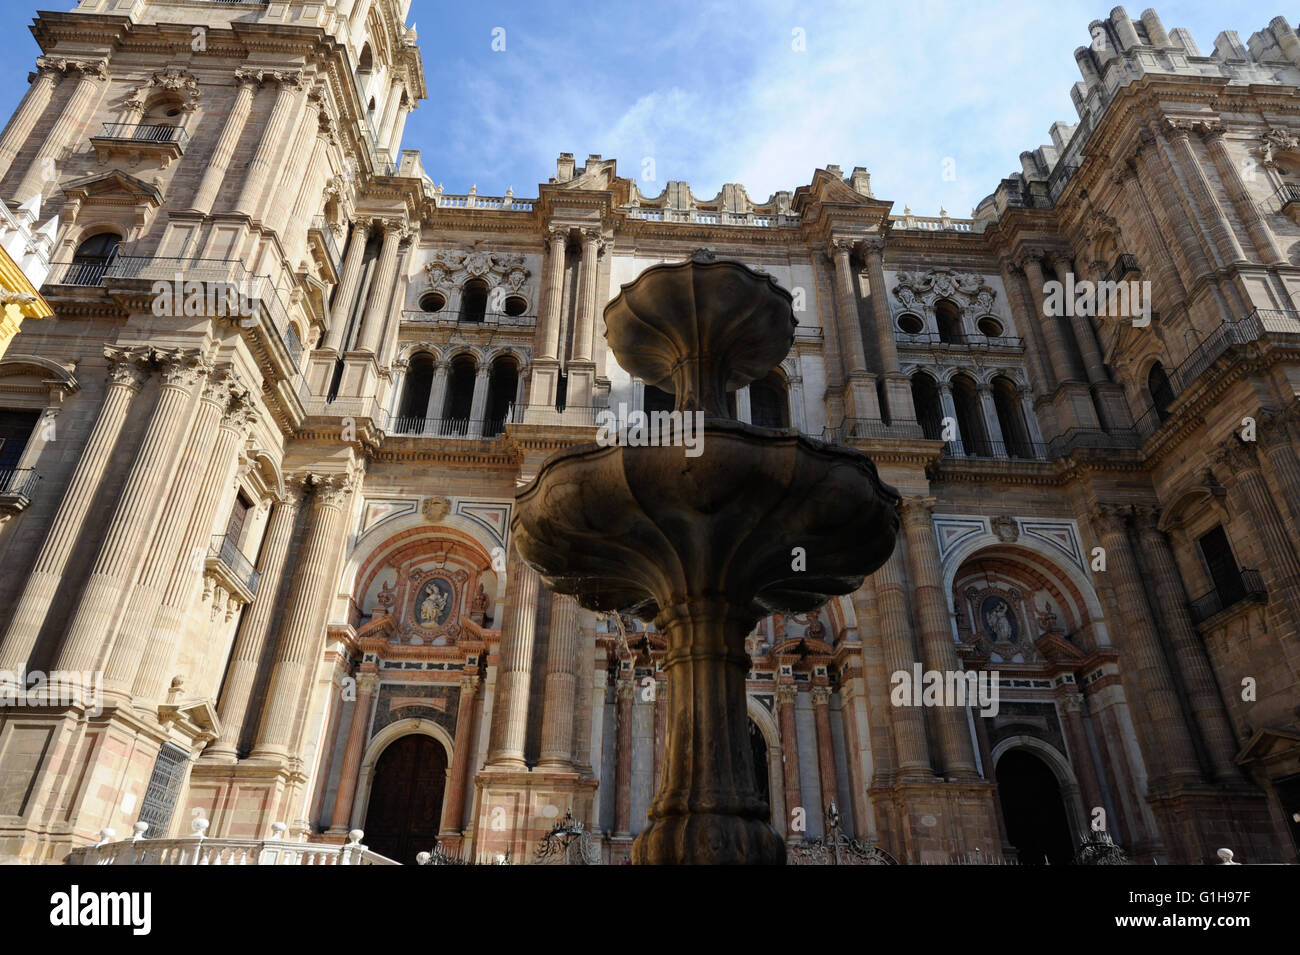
[1,1,1299,865]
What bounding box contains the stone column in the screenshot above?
[469,362,491,437]
[860,237,900,373]
[441,674,481,834]
[377,82,404,146]
[1017,252,1078,385]
[570,622,597,775]
[102,373,228,694]
[1090,503,1202,784]
[379,248,411,369]
[325,218,370,350]
[977,383,1006,455]
[0,346,149,672]
[1047,252,1106,385]
[356,219,404,354]
[811,685,838,828]
[829,238,869,378]
[15,58,106,202]
[1198,124,1284,265]
[233,71,303,219]
[328,670,378,832]
[189,71,259,215]
[613,674,635,836]
[484,543,539,769]
[1133,136,1213,281]
[1258,409,1300,554]
[539,227,566,360]
[1131,506,1239,782]
[55,350,210,674]
[652,675,667,789]
[776,683,803,837]
[0,58,62,180]
[571,229,601,362]
[269,84,326,238]
[424,360,449,429]
[207,489,302,758]
[1163,120,1246,266]
[1112,163,1186,302]
[900,496,978,778]
[132,388,259,700]
[938,382,963,454]
[1000,259,1055,395]
[1057,691,1107,822]
[537,594,580,770]
[872,552,933,777]
[251,473,355,759]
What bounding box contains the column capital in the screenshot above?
[545,226,568,245]
[1056,690,1085,715]
[859,235,886,259]
[1131,503,1163,535]
[1193,120,1226,144]
[776,683,799,705]
[155,347,212,389]
[103,345,152,391]
[1211,436,1260,478]
[356,671,381,695]
[303,471,356,508]
[66,57,109,81]
[615,676,636,700]
[1162,117,1194,142]
[232,68,263,90]
[1256,408,1294,451]
[460,673,481,695]
[1043,249,1074,271]
[1090,501,1132,534]
[1110,161,1140,187]
[351,215,374,234]
[810,685,832,706]
[279,477,308,509]
[899,494,936,524]
[1013,249,1046,272]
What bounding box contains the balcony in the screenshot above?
[401,308,536,329]
[308,216,342,281]
[1103,253,1141,285]
[821,418,926,443]
[1191,569,1267,624]
[429,190,534,212]
[1277,183,1300,225]
[0,467,39,521]
[205,534,260,604]
[89,123,189,165]
[894,331,1023,350]
[943,438,1048,462]
[67,820,398,866]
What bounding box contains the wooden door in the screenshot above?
[361,734,448,864]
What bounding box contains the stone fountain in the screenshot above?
[512,250,901,864]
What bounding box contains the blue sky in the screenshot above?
[0,1,1287,214]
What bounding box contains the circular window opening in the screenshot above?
[165,106,183,118]
[419,292,446,313]
[897,313,924,335]
[977,316,1004,338]
[503,295,527,317]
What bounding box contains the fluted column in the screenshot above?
[328,670,378,831]
[1057,691,1107,820]
[1112,163,1186,302]
[1018,252,1079,385]
[1000,260,1055,394]
[377,82,403,146]
[101,374,227,694]
[829,238,869,377]
[208,489,302,758]
[15,58,106,202]
[811,685,838,828]
[251,473,355,759]
[537,594,580,769]
[233,71,303,219]
[440,674,481,834]
[900,496,978,778]
[325,218,370,350]
[1132,137,1213,281]
[270,84,326,238]
[539,228,566,361]
[189,71,259,215]
[570,621,596,775]
[652,674,667,789]
[873,552,933,777]
[1090,503,1202,784]
[485,543,539,769]
[356,219,404,353]
[776,683,803,837]
[1132,505,1239,782]
[133,387,259,700]
[1198,124,1284,265]
[613,674,635,836]
[55,350,210,674]
[1047,252,1106,385]
[0,347,149,672]
[860,237,900,374]
[977,383,1006,454]
[1163,120,1246,266]
[424,360,449,428]
[1259,409,1300,550]
[0,58,62,180]
[469,363,491,437]
[571,229,601,362]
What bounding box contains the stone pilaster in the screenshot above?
[325,218,370,350]
[233,71,304,220]
[270,83,327,238]
[828,237,878,421]
[0,58,62,180]
[15,58,106,202]
[1196,123,1284,265]
[1017,251,1079,386]
[0,346,149,672]
[538,227,566,361]
[251,472,355,759]
[571,229,602,363]
[1111,162,1186,304]
[1163,119,1246,266]
[1056,690,1108,825]
[441,674,481,835]
[355,219,404,353]
[900,496,978,778]
[872,551,933,778]
[188,71,259,215]
[613,674,635,837]
[811,685,838,828]
[537,594,580,769]
[1046,252,1107,387]
[55,349,210,675]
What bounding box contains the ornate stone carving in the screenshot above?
[423,249,530,293]
[991,515,1019,542]
[422,495,452,523]
[891,267,996,317]
[156,348,212,388]
[310,472,355,508]
[103,345,151,391]
[1258,127,1300,168]
[776,683,799,705]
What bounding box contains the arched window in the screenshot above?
[911,372,944,441]
[1147,361,1175,423]
[951,374,990,456]
[483,356,519,436]
[460,280,488,324]
[935,300,964,344]
[356,44,374,95]
[397,352,435,430]
[749,371,789,428]
[69,232,121,285]
[441,355,476,435]
[992,375,1032,458]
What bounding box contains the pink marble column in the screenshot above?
[776,683,803,838]
[440,674,481,835]
[328,670,378,832]
[613,675,635,836]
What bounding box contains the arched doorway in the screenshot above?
[995,749,1074,865]
[361,734,448,864]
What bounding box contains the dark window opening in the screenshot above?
[992,376,1032,458]
[441,356,476,435]
[398,353,435,423]
[419,292,445,313]
[483,357,519,436]
[1148,361,1175,423]
[935,300,964,344]
[951,374,990,456]
[1198,525,1245,606]
[977,316,1004,338]
[749,372,789,428]
[897,313,924,335]
[0,409,39,470]
[503,295,527,317]
[911,374,944,441]
[460,281,488,324]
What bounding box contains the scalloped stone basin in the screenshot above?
[513,419,900,864]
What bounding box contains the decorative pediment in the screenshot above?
[892,267,996,314]
[62,169,164,208]
[423,249,529,291]
[1234,726,1300,766]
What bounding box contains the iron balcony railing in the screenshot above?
[1275,183,1300,210]
[49,256,116,286]
[0,467,40,499]
[401,308,537,328]
[1103,253,1141,285]
[282,321,304,368]
[97,123,190,149]
[895,331,1023,349]
[821,418,927,443]
[208,535,260,595]
[943,438,1048,461]
[1191,569,1266,624]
